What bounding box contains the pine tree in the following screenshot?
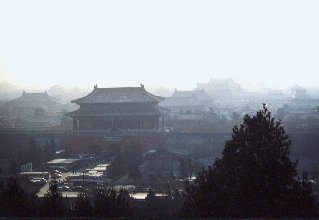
[73,191,93,217]
[0,177,36,217]
[40,180,66,217]
[125,142,143,181]
[93,187,133,217]
[182,104,318,218]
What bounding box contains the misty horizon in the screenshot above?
[2,77,319,99]
[1,1,319,90]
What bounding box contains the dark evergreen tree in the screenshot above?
[125,142,142,166]
[145,188,159,217]
[109,153,126,179]
[93,187,133,217]
[73,191,93,217]
[116,189,133,216]
[109,142,143,179]
[0,177,36,217]
[125,142,143,180]
[181,104,318,218]
[145,188,179,217]
[40,180,67,217]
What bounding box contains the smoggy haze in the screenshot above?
[0,0,319,89]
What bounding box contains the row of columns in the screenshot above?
[73,116,164,130]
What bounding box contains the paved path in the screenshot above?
[36,172,80,197]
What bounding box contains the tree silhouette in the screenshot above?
[73,190,93,217]
[0,177,36,217]
[182,104,318,218]
[110,142,143,180]
[116,189,133,216]
[93,187,133,217]
[109,153,126,179]
[126,142,143,181]
[125,142,142,168]
[145,188,159,217]
[40,180,66,217]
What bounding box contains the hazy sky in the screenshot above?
[0,0,318,90]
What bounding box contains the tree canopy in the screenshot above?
[182,104,318,218]
[93,187,133,217]
[0,177,36,217]
[40,180,66,217]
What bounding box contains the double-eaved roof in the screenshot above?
[71,85,164,104]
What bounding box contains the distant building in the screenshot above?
[196,78,243,107]
[3,91,63,128]
[68,85,165,130]
[264,89,290,111]
[63,85,167,154]
[284,98,319,120]
[7,91,60,111]
[159,89,214,114]
[290,86,308,99]
[47,158,81,170]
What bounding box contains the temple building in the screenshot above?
[68,85,165,131]
[159,89,214,115]
[6,91,61,115]
[1,91,63,128]
[196,78,243,107]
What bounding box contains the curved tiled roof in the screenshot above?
[7,91,60,107]
[13,92,53,102]
[72,86,164,104]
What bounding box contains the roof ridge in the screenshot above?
[71,86,163,104]
[96,86,143,89]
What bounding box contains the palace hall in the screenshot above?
[68,84,165,131]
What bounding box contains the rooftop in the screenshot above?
[7,91,59,107]
[47,158,79,164]
[72,85,164,104]
[159,96,204,107]
[172,89,212,100]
